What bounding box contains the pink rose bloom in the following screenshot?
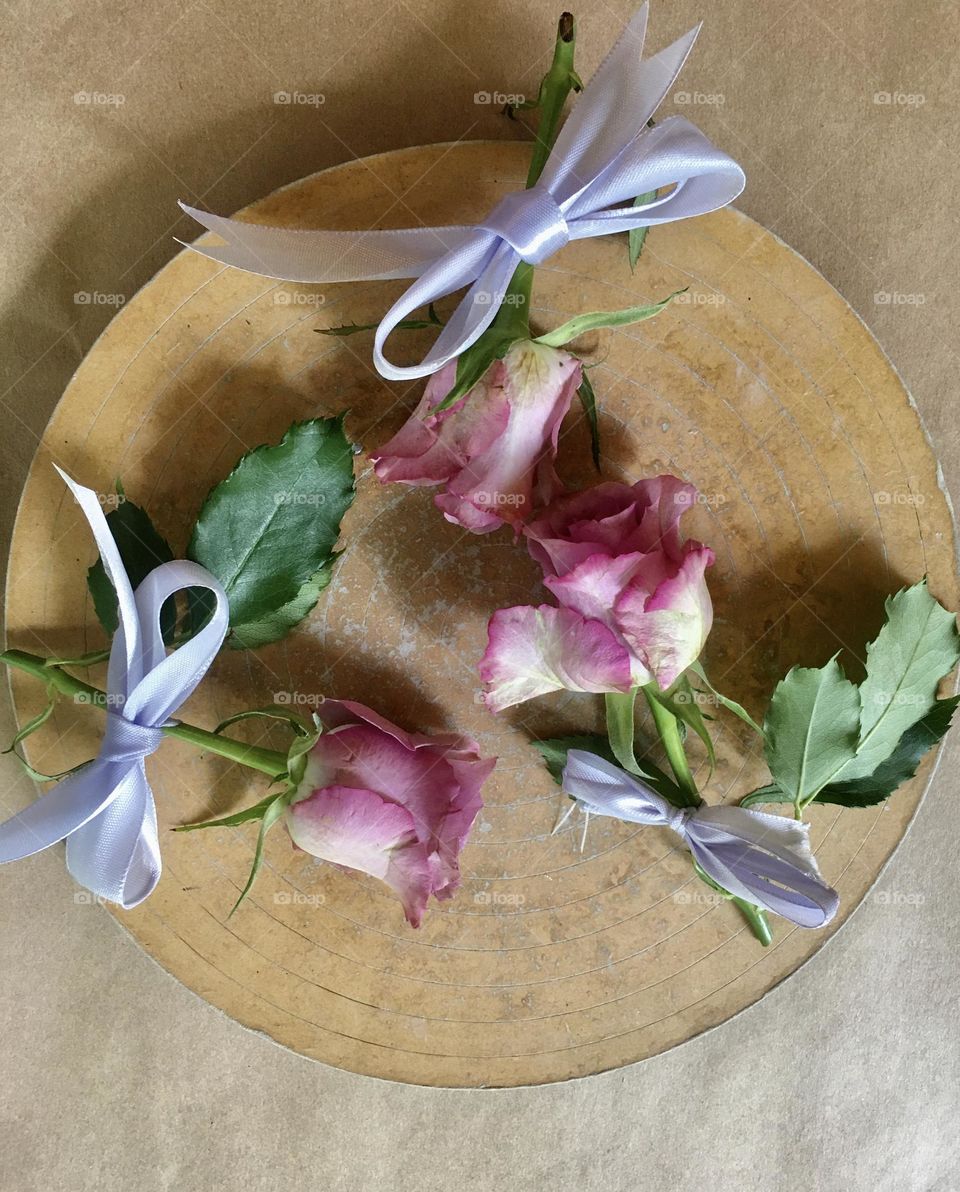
[480,477,715,711]
[284,700,495,927]
[371,340,582,533]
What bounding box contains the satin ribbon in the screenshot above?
[178,4,745,381]
[0,469,229,908]
[561,751,839,928]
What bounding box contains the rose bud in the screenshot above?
[370,340,582,533]
[480,477,715,710]
[284,700,495,927]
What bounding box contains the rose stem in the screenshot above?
[0,649,288,779]
[642,685,773,946]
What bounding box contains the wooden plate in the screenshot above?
[5,141,956,1087]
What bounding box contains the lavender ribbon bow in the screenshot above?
[562,750,839,928]
[178,4,745,381]
[0,470,229,908]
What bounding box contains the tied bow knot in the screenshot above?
[178,4,745,381]
[480,187,570,265]
[100,715,165,764]
[562,750,839,929]
[0,469,229,909]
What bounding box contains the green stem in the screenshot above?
[1,649,288,779]
[643,687,699,807]
[525,12,579,189]
[694,860,773,947]
[605,688,640,775]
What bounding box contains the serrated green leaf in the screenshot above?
[763,657,861,805]
[533,289,683,349]
[817,695,959,808]
[87,493,176,642]
[577,369,601,471]
[227,559,336,650]
[187,418,355,638]
[839,580,960,781]
[628,189,658,269]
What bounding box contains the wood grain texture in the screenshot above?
[5,141,956,1087]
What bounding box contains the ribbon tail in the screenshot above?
[177,202,475,285]
[66,764,160,909]
[0,760,126,863]
[686,807,840,928]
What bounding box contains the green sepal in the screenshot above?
[533,289,684,349]
[577,368,601,471]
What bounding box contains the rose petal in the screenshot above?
[615,545,715,688]
[479,604,633,712]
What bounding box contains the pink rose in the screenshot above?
[480,477,715,711]
[285,700,495,927]
[371,340,582,533]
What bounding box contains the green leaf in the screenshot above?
[649,675,716,771]
[688,661,763,735]
[763,656,861,806]
[738,783,793,809]
[532,733,682,803]
[577,369,601,471]
[187,418,355,640]
[1,689,90,782]
[628,189,658,269]
[533,289,684,349]
[227,559,336,651]
[316,303,443,337]
[839,580,960,781]
[87,489,176,642]
[817,695,959,808]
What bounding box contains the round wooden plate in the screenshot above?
[5,142,956,1087]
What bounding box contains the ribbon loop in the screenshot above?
[0,470,229,909]
[178,4,745,381]
[561,750,839,929]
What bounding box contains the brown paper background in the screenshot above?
[1,1,959,1187]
